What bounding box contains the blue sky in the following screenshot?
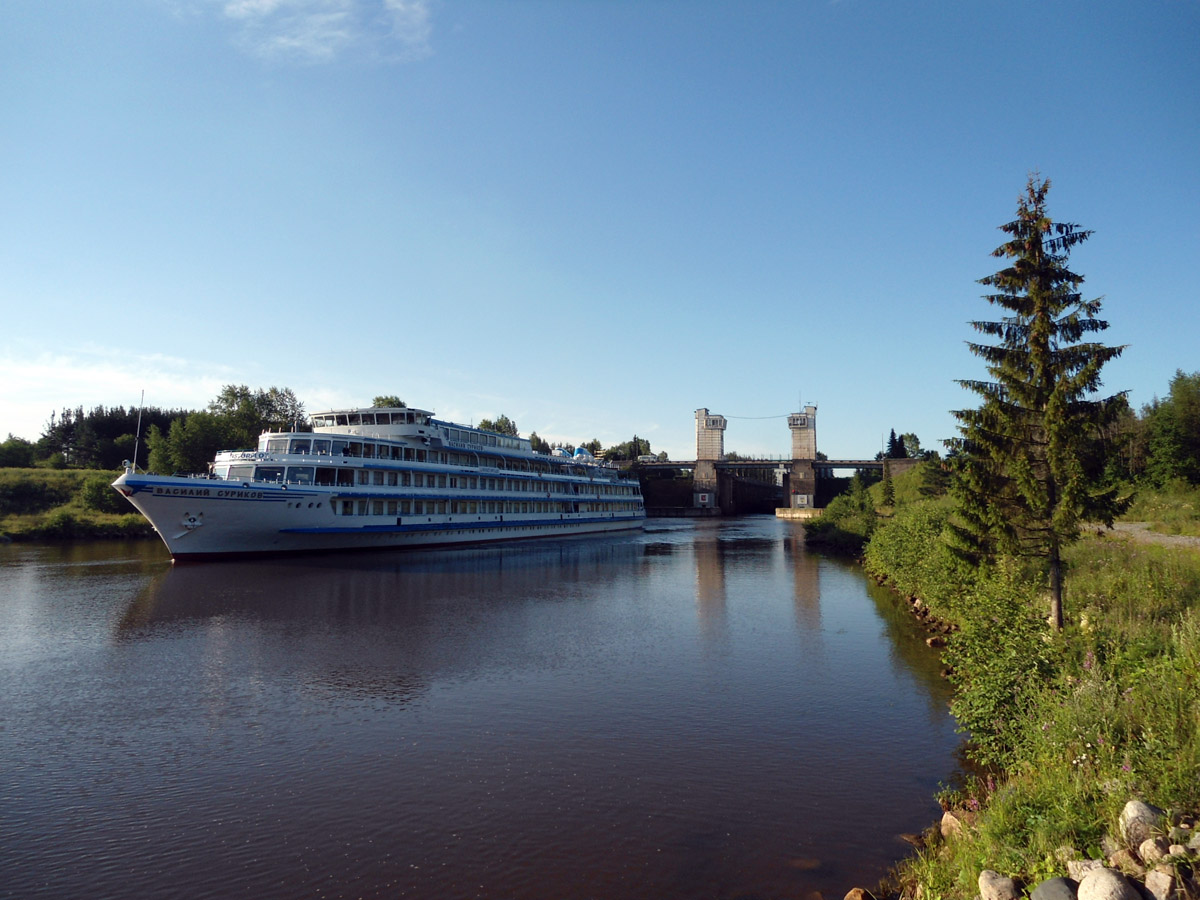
[2,1,1197,460]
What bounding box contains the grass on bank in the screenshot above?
[0,467,155,541]
[806,463,1200,898]
[1126,478,1200,537]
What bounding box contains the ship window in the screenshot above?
[436,501,446,514]
[289,439,311,454]
[287,466,314,485]
[373,471,385,485]
[414,473,424,487]
[357,470,370,485]
[391,446,403,460]
[267,438,288,454]
[315,468,336,486]
[387,501,397,515]
[312,440,331,455]
[256,466,284,482]
[372,501,384,515]
[357,500,369,515]
[413,501,423,514]
[361,444,375,458]
[387,472,398,486]
[336,414,349,426]
[340,500,354,515]
[399,501,411,514]
[337,470,355,487]
[348,414,361,426]
[228,464,254,481]
[332,440,348,455]
[437,475,447,488]
[347,443,362,457]
[401,472,411,486]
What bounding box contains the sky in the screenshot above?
[2,0,1197,461]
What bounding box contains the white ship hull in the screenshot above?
[115,472,643,560]
[114,404,646,561]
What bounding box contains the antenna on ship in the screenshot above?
[132,390,145,473]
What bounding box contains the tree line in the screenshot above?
[2,390,668,472]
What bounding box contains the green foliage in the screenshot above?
[477,414,519,436]
[0,468,85,515]
[0,435,35,467]
[879,531,1200,897]
[0,468,155,541]
[863,499,967,615]
[949,175,1127,630]
[944,564,1058,767]
[804,474,877,555]
[208,384,305,447]
[76,473,127,513]
[1125,479,1200,536]
[372,395,406,408]
[35,403,182,469]
[1142,370,1200,486]
[881,459,896,506]
[604,435,651,461]
[528,431,551,455]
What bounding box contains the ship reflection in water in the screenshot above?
[2,517,960,900]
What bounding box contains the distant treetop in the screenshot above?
[372,395,406,408]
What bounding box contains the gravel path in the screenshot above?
[1105,521,1200,550]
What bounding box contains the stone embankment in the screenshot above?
[870,574,958,668]
[835,800,1199,900]
[967,800,1198,900]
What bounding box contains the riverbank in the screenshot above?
[0,467,156,541]
[824,468,1200,900]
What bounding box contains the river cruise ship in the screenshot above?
[113,406,646,560]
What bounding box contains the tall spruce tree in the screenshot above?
[948,175,1127,631]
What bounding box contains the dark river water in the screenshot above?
[1,517,960,900]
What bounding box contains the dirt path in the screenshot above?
[1105,522,1200,551]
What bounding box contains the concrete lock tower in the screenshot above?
[694,409,726,508]
[787,405,817,508]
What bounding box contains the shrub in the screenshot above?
[76,473,126,513]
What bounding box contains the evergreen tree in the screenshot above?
[948,175,1127,631]
[881,458,895,507]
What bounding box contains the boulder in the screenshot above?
[1139,836,1169,863]
[1168,844,1187,858]
[1067,859,1105,882]
[1030,875,1079,900]
[843,889,875,900]
[940,810,966,839]
[978,869,1019,900]
[1144,867,1176,900]
[1077,867,1142,900]
[1119,799,1167,846]
[1107,848,1145,876]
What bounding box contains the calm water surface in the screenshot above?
[1,517,959,899]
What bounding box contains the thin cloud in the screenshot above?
[214,0,434,64]
[0,347,239,442]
